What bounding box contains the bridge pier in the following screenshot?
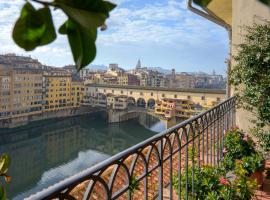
[107,109,140,123]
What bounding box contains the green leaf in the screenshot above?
[12,2,56,51]
[193,0,212,7]
[36,7,57,46]
[55,0,116,30]
[57,3,106,29]
[56,0,116,70]
[61,19,97,70]
[0,186,6,200]
[0,154,10,175]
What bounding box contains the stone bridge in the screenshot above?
[85,84,226,108]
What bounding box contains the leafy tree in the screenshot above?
[12,0,116,71]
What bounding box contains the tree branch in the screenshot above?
[30,0,53,6]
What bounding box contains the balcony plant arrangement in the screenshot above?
[172,163,258,200]
[223,128,265,186]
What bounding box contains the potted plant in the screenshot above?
[172,163,258,200]
[241,153,265,187]
[222,128,256,171]
[0,154,11,200]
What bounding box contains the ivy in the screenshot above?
[12,0,116,71]
[229,22,270,127]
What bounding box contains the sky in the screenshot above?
[0,0,229,74]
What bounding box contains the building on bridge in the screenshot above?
[155,98,198,119]
[84,84,226,110]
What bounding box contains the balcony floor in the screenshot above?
[254,161,270,200]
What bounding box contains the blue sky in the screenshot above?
[0,0,229,74]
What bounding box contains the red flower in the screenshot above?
[219,177,229,185]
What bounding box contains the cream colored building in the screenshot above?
[0,64,43,119]
[117,73,128,86]
[189,0,270,130]
[107,94,128,110]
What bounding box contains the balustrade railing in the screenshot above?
[28,97,236,200]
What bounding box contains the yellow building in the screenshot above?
[155,98,197,119]
[71,78,85,107]
[43,69,72,112]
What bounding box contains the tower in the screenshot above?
[172,68,176,80]
[136,59,141,70]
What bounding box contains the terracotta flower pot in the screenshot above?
[251,169,264,188]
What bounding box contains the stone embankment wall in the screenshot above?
[0,106,101,128]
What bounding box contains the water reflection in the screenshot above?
[0,113,165,199]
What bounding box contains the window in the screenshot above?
[151,92,153,96]
[140,92,143,96]
[112,90,114,93]
[104,89,106,92]
[162,94,165,98]
[201,96,205,100]
[217,97,221,101]
[121,91,123,94]
[174,94,177,98]
[130,91,133,95]
[187,96,191,100]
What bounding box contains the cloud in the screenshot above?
[0,0,229,73]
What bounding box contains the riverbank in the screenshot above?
[0,106,102,128]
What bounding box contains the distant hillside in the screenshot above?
[147,67,171,74]
[88,64,107,71]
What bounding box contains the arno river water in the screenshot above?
[0,112,166,199]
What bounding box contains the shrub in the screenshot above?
[223,128,256,171]
[172,163,258,200]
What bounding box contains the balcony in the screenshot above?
[28,97,238,199]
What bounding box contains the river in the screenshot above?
[0,112,166,199]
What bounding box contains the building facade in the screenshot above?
[43,69,72,112]
[155,98,197,119]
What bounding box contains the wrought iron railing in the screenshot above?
[27,97,236,200]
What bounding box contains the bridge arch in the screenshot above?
[137,98,146,108]
[127,97,136,107]
[147,98,156,109]
[97,93,107,100]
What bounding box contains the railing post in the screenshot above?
[158,139,163,200]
